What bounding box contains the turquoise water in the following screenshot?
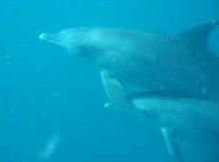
[0,0,218,162]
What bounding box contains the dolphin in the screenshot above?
[39,20,219,162]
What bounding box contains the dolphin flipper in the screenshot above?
[100,70,130,109]
[161,127,183,162]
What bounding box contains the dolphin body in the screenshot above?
[39,20,219,162]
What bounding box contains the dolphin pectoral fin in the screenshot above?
[161,127,183,162]
[100,70,129,108]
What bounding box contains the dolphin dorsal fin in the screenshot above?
[177,20,219,47]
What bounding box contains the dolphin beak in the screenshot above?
[38,33,48,40]
[38,33,60,45]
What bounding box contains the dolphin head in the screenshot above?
[39,28,103,59]
[38,27,143,61]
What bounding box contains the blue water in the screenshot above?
[0,0,218,162]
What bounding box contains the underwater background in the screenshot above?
[0,0,219,162]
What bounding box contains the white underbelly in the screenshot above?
[132,97,219,144]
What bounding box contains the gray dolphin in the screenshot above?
[39,20,219,162]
